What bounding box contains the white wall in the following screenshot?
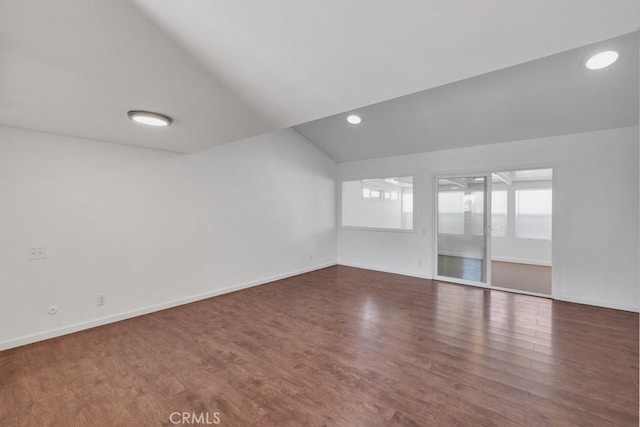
[0,126,337,350]
[189,129,337,289]
[338,126,639,312]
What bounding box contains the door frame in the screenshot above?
[433,172,492,288]
[432,166,558,299]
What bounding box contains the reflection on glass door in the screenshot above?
[436,176,489,284]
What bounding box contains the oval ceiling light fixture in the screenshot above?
[585,51,618,70]
[127,110,172,127]
[347,114,362,125]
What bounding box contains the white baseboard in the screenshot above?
[558,294,639,313]
[0,262,337,352]
[338,261,431,279]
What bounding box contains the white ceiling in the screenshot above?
[1,1,639,154]
[0,0,272,153]
[133,0,640,129]
[297,33,639,162]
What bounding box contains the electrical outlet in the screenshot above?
[47,305,58,315]
[418,259,423,266]
[97,295,106,306]
[28,247,46,260]
[307,254,313,262]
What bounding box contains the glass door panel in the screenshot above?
[436,176,489,284]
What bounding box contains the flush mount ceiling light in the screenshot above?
[127,110,172,127]
[347,114,362,125]
[585,51,618,70]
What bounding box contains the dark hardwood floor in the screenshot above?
[1,266,638,426]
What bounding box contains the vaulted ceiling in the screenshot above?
[1,1,639,156]
[297,33,639,161]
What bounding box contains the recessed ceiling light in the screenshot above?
[585,51,618,70]
[127,110,172,127]
[347,114,362,125]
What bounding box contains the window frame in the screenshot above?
[341,175,416,232]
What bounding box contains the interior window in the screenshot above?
[342,176,414,230]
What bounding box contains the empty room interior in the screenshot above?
[1,1,639,426]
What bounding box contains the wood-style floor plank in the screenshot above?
[0,266,637,426]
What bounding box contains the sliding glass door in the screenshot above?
[435,175,491,285]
